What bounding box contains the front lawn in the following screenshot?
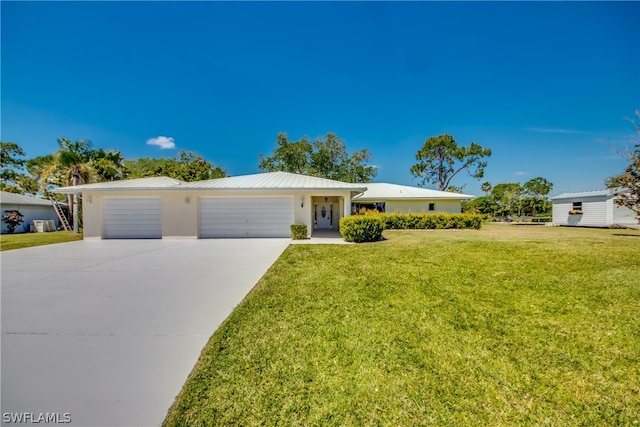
[0,231,83,251]
[164,224,640,426]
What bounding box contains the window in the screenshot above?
[428,203,435,211]
[352,203,385,214]
[570,201,583,214]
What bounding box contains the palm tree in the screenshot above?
[41,138,97,234]
[481,181,492,196]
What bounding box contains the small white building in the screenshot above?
[0,191,61,234]
[551,189,638,228]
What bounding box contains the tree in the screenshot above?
[523,177,553,216]
[462,196,495,215]
[410,134,491,190]
[25,155,56,196]
[91,148,125,181]
[521,196,550,217]
[607,110,640,221]
[41,138,97,233]
[445,185,466,194]
[259,132,377,183]
[124,151,226,182]
[174,151,226,181]
[481,181,492,196]
[258,133,313,175]
[491,183,524,217]
[523,177,553,199]
[1,141,29,194]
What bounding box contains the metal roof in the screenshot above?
[51,172,367,193]
[353,183,475,201]
[52,177,187,194]
[183,172,368,191]
[551,188,622,200]
[1,191,54,206]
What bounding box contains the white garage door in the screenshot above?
[200,196,294,238]
[103,197,162,239]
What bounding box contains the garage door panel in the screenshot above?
[199,197,293,238]
[104,197,162,239]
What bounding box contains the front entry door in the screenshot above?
[315,203,333,229]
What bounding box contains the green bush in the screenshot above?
[380,213,482,230]
[339,216,385,243]
[290,224,308,240]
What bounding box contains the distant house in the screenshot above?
[0,191,61,234]
[352,183,474,214]
[551,189,637,228]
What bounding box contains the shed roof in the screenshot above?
[0,191,54,207]
[183,171,367,191]
[353,182,475,201]
[551,188,621,200]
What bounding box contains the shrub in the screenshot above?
[290,224,308,240]
[379,213,482,230]
[340,216,385,243]
[2,210,24,234]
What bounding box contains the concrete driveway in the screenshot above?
[1,238,290,426]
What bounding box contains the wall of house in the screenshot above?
[552,196,609,227]
[81,192,102,238]
[1,203,59,234]
[387,199,462,213]
[82,189,355,239]
[164,191,199,238]
[612,200,638,225]
[359,199,462,214]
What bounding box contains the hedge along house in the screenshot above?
[551,189,638,228]
[352,182,474,214]
[0,191,61,234]
[53,171,367,239]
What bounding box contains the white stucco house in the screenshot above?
[352,183,474,214]
[551,189,638,228]
[53,172,479,240]
[53,172,367,239]
[0,191,61,234]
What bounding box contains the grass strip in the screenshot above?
[0,231,83,251]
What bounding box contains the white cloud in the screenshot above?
[525,127,590,135]
[515,171,528,176]
[146,136,176,149]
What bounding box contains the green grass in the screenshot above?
[164,224,640,426]
[0,231,83,251]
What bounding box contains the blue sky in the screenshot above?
[2,1,638,196]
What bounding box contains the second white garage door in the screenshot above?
[103,197,162,239]
[199,196,294,238]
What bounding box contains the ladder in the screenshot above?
[51,198,71,231]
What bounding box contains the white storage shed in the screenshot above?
[551,189,637,228]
